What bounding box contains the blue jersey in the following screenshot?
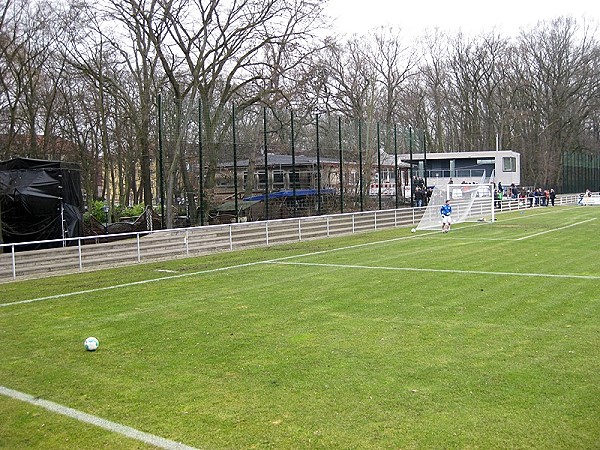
[440,203,452,216]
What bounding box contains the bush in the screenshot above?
[83,201,146,224]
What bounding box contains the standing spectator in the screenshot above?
[549,189,556,206]
[414,187,424,207]
[527,189,534,208]
[534,188,541,206]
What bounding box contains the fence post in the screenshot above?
[78,238,82,271]
[11,245,16,279]
[137,233,141,263]
[265,222,269,246]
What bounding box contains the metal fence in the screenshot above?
[0,194,580,282]
[562,151,600,193]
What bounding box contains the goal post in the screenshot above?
[416,183,495,230]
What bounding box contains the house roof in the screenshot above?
[219,153,411,168]
[219,154,339,168]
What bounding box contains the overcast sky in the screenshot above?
[325,0,598,37]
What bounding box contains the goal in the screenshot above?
[416,183,495,231]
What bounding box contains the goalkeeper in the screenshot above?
[440,199,452,233]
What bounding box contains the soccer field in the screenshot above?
[1,206,599,449]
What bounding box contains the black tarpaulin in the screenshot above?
[0,157,84,248]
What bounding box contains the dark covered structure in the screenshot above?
[0,157,84,248]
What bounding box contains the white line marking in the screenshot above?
[515,218,597,240]
[1,232,442,308]
[0,261,265,308]
[3,208,594,308]
[0,385,199,450]
[270,261,600,280]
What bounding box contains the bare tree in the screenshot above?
[123,0,326,226]
[516,17,599,187]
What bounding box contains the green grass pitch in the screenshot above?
[1,206,599,449]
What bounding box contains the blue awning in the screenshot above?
[244,189,335,201]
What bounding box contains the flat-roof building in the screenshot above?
[398,150,521,187]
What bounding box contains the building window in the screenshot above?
[273,171,284,189]
[257,173,267,189]
[503,157,516,172]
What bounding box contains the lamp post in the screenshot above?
[103,204,109,232]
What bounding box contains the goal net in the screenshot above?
[416,183,495,231]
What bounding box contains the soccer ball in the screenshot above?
[411,228,416,233]
[84,337,99,351]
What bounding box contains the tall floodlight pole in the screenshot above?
[291,110,297,215]
[0,199,3,244]
[232,103,239,222]
[423,130,428,189]
[377,122,382,210]
[157,93,166,229]
[316,114,322,215]
[263,107,269,221]
[409,126,414,207]
[198,99,204,225]
[358,120,364,212]
[338,117,344,213]
[394,124,399,209]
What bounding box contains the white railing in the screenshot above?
[496,193,579,211]
[0,208,424,282]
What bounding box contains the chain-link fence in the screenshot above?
[561,151,600,194]
[157,95,426,226]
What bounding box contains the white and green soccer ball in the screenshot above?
[411,228,416,233]
[84,337,99,351]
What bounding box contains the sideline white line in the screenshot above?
[0,385,199,450]
[515,218,597,240]
[0,261,264,308]
[270,261,600,280]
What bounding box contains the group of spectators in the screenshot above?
[413,186,432,207]
[411,177,559,209]
[495,182,557,208]
[413,177,432,207]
